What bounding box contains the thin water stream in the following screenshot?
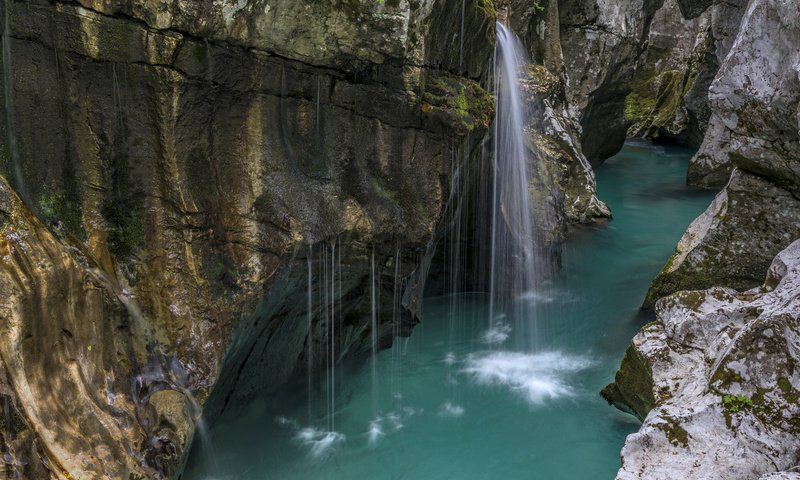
[183,140,715,480]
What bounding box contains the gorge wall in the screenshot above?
[0,0,501,477]
[0,0,795,477]
[606,0,800,478]
[0,0,615,478]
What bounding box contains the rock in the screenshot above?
[687,0,798,189]
[607,239,800,480]
[675,0,713,18]
[0,0,498,476]
[644,169,800,308]
[557,0,665,163]
[522,65,611,230]
[760,474,800,480]
[0,176,159,479]
[625,0,716,146]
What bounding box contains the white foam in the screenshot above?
[439,402,465,417]
[276,417,345,457]
[482,322,512,345]
[463,351,592,405]
[444,352,457,365]
[295,427,345,457]
[367,419,385,445]
[518,290,555,304]
[365,409,411,445]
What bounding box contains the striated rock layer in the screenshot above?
[605,240,800,479]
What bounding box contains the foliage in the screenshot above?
[722,393,753,413]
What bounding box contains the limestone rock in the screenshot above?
[644,169,800,308]
[625,0,715,146]
[675,0,713,18]
[607,239,800,480]
[687,0,799,189]
[506,1,611,227]
[557,0,665,163]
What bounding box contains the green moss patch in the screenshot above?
[421,73,494,132]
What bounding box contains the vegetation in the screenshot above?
[722,393,753,413]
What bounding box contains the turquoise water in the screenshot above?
[184,141,715,480]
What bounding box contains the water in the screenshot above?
[182,140,715,480]
[489,23,538,335]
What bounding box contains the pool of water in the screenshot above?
[183,140,715,480]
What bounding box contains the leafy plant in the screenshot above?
[722,394,753,413]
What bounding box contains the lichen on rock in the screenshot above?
[605,239,800,479]
[644,169,800,308]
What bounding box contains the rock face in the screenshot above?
[557,0,665,163]
[0,0,618,477]
[644,169,800,308]
[0,0,500,477]
[687,0,798,188]
[625,0,747,147]
[644,0,800,305]
[605,240,800,480]
[625,0,713,145]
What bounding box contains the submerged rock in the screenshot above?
[605,240,800,479]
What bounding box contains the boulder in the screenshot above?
[606,240,800,479]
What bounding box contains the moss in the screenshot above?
[36,150,86,239]
[371,177,398,201]
[625,64,688,131]
[722,393,752,413]
[711,367,743,389]
[777,377,800,403]
[674,290,706,311]
[658,415,689,447]
[422,73,494,132]
[601,344,656,419]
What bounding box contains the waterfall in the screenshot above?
[1,0,26,203]
[489,23,539,345]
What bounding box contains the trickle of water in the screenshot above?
[489,23,539,346]
[459,0,466,74]
[370,248,378,415]
[329,241,336,431]
[306,244,313,423]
